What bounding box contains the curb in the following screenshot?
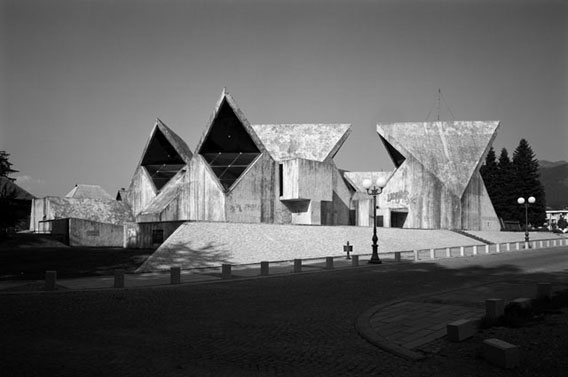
[355,279,520,361]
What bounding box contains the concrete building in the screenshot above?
[29,184,133,246]
[370,121,501,230]
[30,89,502,249]
[124,89,355,247]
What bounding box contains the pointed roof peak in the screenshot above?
[377,120,500,197]
[252,123,351,162]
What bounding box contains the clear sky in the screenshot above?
[1,0,566,197]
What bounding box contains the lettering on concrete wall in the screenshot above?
[86,230,100,237]
[387,190,409,205]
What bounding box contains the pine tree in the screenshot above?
[495,148,516,222]
[0,151,18,181]
[480,146,498,197]
[512,139,546,227]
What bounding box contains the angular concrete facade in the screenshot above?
[125,89,355,233]
[374,121,501,230]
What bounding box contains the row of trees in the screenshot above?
[480,139,546,228]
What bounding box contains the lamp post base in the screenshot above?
[368,245,382,264]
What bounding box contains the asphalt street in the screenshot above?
[1,247,567,377]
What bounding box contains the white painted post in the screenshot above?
[506,243,511,252]
[459,246,465,257]
[430,248,435,259]
[547,240,550,247]
[170,267,181,285]
[293,259,302,273]
[473,245,478,256]
[540,240,544,248]
[222,264,232,279]
[486,244,490,254]
[445,247,451,258]
[325,257,334,270]
[413,250,419,261]
[553,240,556,247]
[260,261,269,276]
[495,244,500,253]
[352,255,359,267]
[395,251,402,262]
[114,270,125,288]
[45,271,57,291]
[516,242,520,250]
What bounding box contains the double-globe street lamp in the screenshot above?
[517,196,536,246]
[362,177,388,264]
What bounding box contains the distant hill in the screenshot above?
[539,160,568,209]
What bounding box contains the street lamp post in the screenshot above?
[362,177,387,264]
[517,196,536,247]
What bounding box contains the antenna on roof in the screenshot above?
[425,88,456,122]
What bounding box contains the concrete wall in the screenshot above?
[461,172,501,231]
[124,221,185,249]
[136,170,190,223]
[281,159,333,201]
[126,166,157,216]
[225,153,275,223]
[67,218,123,247]
[188,155,226,221]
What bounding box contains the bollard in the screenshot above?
[395,251,402,262]
[553,240,556,247]
[114,270,125,288]
[539,240,544,248]
[430,248,435,259]
[459,246,465,257]
[485,244,490,254]
[495,244,500,253]
[473,245,478,256]
[485,298,505,322]
[260,261,269,276]
[293,259,302,273]
[516,242,520,250]
[222,264,232,279]
[325,257,334,270]
[351,254,359,267]
[170,267,181,285]
[413,250,419,261]
[547,240,550,247]
[537,283,551,300]
[506,243,511,252]
[45,271,57,291]
[445,248,451,258]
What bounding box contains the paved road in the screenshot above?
[1,247,567,377]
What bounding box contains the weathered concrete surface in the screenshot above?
[65,184,113,200]
[126,119,192,217]
[376,121,500,230]
[251,123,351,162]
[30,197,134,231]
[67,218,123,247]
[124,220,185,249]
[137,221,485,271]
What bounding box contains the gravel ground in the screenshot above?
[139,222,488,271]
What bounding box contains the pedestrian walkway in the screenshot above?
[0,255,375,292]
[356,278,568,360]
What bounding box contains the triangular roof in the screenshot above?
[0,177,35,200]
[195,88,266,154]
[376,121,500,197]
[251,124,352,162]
[138,119,193,168]
[65,184,113,200]
[138,169,186,216]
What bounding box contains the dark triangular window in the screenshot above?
[142,128,185,191]
[379,135,406,168]
[199,99,260,190]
